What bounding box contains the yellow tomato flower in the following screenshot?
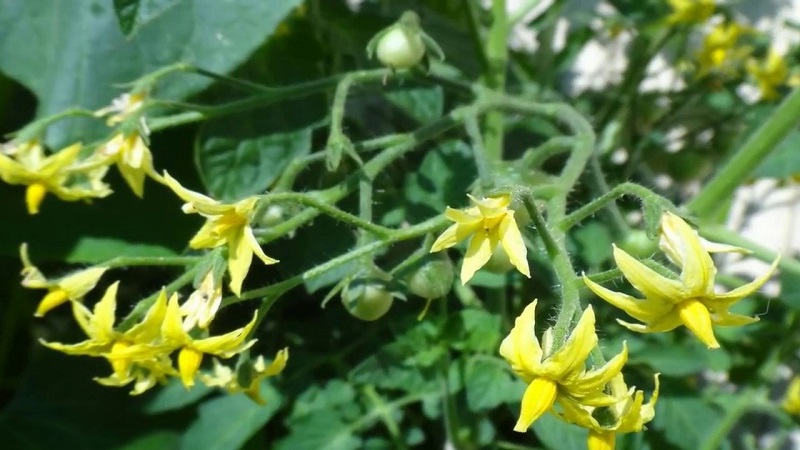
[95,354,177,395]
[500,300,628,432]
[180,270,223,330]
[666,0,715,25]
[584,212,779,349]
[0,141,111,214]
[20,243,108,317]
[94,92,146,126]
[783,376,800,415]
[201,349,289,404]
[162,293,258,388]
[696,22,752,76]
[746,49,788,101]
[40,282,170,381]
[430,194,530,284]
[97,132,160,197]
[163,172,278,296]
[559,374,660,450]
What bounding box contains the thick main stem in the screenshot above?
[483,0,509,161]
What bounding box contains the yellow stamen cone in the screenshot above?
[35,289,70,317]
[677,299,719,349]
[26,183,48,215]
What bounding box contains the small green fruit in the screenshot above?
[342,282,394,321]
[408,255,454,300]
[618,230,659,258]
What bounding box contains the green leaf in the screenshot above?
[116,431,181,450]
[179,383,282,450]
[275,412,363,450]
[632,343,724,377]
[384,86,444,123]
[572,221,613,266]
[532,413,587,450]
[195,107,314,202]
[446,309,502,353]
[652,396,723,449]
[0,0,303,147]
[464,358,524,412]
[404,140,476,221]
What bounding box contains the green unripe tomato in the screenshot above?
[483,245,515,274]
[342,282,394,321]
[408,255,454,300]
[376,26,425,69]
[618,230,659,259]
[255,205,284,228]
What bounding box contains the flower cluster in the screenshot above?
[479,209,775,449]
[0,92,163,214]
[36,275,286,399]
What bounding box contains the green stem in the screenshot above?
[257,192,392,238]
[688,86,800,218]
[483,0,509,160]
[11,108,99,142]
[560,182,675,230]
[362,386,408,450]
[231,215,450,304]
[587,153,630,234]
[101,255,201,269]
[464,115,494,189]
[522,136,576,168]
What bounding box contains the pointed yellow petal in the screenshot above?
[189,220,227,249]
[430,224,459,252]
[659,212,716,296]
[616,309,682,334]
[162,293,189,344]
[500,300,543,380]
[676,299,719,349]
[125,288,169,342]
[712,310,759,327]
[710,256,779,303]
[244,226,278,266]
[227,226,253,296]
[58,266,108,298]
[444,206,481,224]
[498,213,530,278]
[514,377,558,432]
[587,430,616,450]
[583,275,671,323]
[613,245,685,302]
[461,231,494,284]
[25,183,48,215]
[35,289,70,317]
[40,338,109,356]
[19,243,49,288]
[543,306,597,378]
[469,194,510,217]
[116,160,147,198]
[92,282,120,342]
[178,347,204,388]
[162,171,219,208]
[563,342,627,395]
[193,311,258,356]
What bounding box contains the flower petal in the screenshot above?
[710,256,779,303]
[244,226,278,266]
[227,226,253,296]
[92,282,120,342]
[500,300,544,381]
[659,212,716,296]
[587,430,616,450]
[543,306,597,379]
[676,299,719,349]
[616,309,682,334]
[193,311,258,356]
[460,231,493,284]
[583,276,671,323]
[613,245,685,303]
[514,377,558,432]
[563,342,627,396]
[498,213,530,278]
[125,288,169,343]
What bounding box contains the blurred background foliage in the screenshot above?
[1,0,799,449]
